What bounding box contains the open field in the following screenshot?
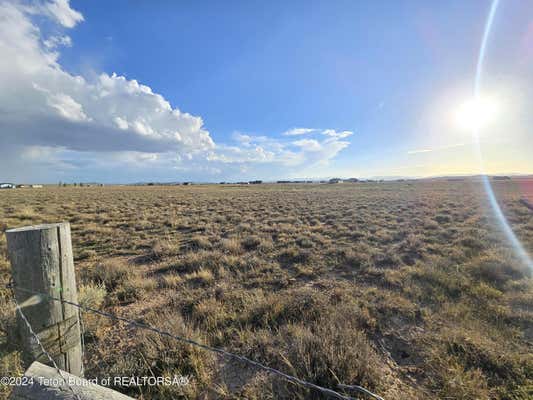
[0,181,532,399]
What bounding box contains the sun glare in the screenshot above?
[454,96,499,132]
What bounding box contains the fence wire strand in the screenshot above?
[10,284,384,400]
[13,295,82,400]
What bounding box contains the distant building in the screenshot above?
[0,183,15,189]
[31,184,43,188]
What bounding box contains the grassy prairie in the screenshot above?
[0,181,532,399]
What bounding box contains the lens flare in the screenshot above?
[455,96,499,132]
[473,0,533,270]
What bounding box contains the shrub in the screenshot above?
[220,237,242,254]
[189,235,212,250]
[468,253,529,289]
[435,214,451,224]
[151,237,180,258]
[241,235,262,250]
[159,250,225,274]
[240,313,385,398]
[160,273,183,289]
[296,236,314,248]
[429,355,490,400]
[278,246,311,264]
[78,282,106,309]
[115,276,157,302]
[84,258,132,290]
[101,310,215,398]
[344,247,372,269]
[77,282,107,335]
[184,268,215,286]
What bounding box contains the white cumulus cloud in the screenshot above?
[113,116,129,130]
[32,0,84,28]
[0,0,354,182]
[43,34,72,48]
[46,92,90,122]
[0,0,214,159]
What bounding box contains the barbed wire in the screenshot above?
[9,284,385,400]
[12,295,82,400]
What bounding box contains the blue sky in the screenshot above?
[1,0,532,182]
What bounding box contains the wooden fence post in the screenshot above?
[6,222,83,376]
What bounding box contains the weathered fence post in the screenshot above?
[6,222,83,376]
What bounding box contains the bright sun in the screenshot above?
[454,96,499,132]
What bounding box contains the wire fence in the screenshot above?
[9,283,384,400]
[13,296,82,400]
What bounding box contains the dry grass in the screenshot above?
[0,180,532,399]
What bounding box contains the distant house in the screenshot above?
[0,183,15,189]
[31,184,43,188]
[16,184,28,188]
